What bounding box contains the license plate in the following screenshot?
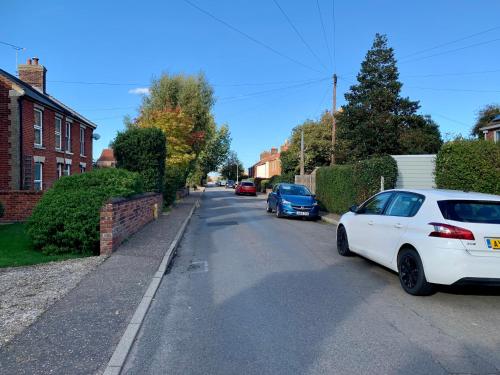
[296,211,309,216]
[486,238,500,250]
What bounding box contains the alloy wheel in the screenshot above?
[400,254,419,289]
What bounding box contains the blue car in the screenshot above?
[266,183,320,220]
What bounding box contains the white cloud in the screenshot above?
[128,87,150,95]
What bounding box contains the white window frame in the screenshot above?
[55,117,62,150]
[80,126,85,156]
[64,163,71,176]
[495,130,500,143]
[57,162,63,178]
[34,162,43,191]
[65,121,72,152]
[34,109,43,147]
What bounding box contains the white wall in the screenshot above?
[255,163,269,178]
[391,155,436,189]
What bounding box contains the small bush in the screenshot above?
[113,127,166,193]
[27,168,143,255]
[435,140,500,195]
[0,202,4,218]
[316,156,398,214]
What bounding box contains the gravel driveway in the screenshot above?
[0,256,105,347]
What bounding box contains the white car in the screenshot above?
[337,189,500,295]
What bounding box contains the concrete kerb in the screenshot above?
[321,215,339,226]
[103,196,201,375]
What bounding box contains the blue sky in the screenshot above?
[2,0,500,169]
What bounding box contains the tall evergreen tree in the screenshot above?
[336,34,441,162]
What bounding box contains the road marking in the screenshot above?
[187,261,209,273]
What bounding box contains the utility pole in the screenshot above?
[331,73,337,165]
[300,129,305,175]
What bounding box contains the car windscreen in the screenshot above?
[241,182,254,187]
[437,200,500,224]
[279,185,311,196]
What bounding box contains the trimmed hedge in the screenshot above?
[113,127,166,193]
[27,168,143,255]
[435,140,500,195]
[316,156,398,214]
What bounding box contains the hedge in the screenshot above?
[27,168,143,255]
[113,127,166,193]
[316,156,398,214]
[435,139,500,195]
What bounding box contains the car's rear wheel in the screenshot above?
[336,226,352,256]
[397,248,434,296]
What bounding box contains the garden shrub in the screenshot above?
[27,168,143,255]
[164,166,187,206]
[316,156,398,214]
[113,127,166,193]
[435,139,500,195]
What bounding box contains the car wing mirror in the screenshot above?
[349,204,358,213]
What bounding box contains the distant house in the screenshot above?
[480,115,500,143]
[0,58,97,192]
[96,148,116,168]
[248,141,289,179]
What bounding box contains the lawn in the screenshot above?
[0,223,83,268]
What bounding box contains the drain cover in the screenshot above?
[206,221,238,226]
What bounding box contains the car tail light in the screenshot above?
[428,222,475,240]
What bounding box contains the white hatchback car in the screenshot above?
[337,189,500,295]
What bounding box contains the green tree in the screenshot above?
[113,127,166,193]
[471,104,500,137]
[197,124,231,181]
[281,111,334,175]
[336,33,441,161]
[220,151,243,181]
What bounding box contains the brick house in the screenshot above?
[480,115,500,143]
[248,141,289,179]
[96,148,116,168]
[0,58,97,221]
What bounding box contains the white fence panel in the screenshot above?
[391,155,436,189]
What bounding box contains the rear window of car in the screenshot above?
[437,200,500,224]
[242,182,254,187]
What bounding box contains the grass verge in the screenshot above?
[0,223,84,268]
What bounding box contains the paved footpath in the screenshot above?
[0,192,200,375]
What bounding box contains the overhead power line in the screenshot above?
[314,0,333,70]
[218,77,329,102]
[400,24,500,59]
[404,68,500,78]
[407,85,500,93]
[49,80,147,86]
[273,0,328,71]
[400,37,500,64]
[182,0,323,73]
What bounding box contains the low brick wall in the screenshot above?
[100,192,162,255]
[0,191,43,222]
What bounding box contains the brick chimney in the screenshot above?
[18,57,47,93]
[270,147,278,155]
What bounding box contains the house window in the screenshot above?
[80,165,86,173]
[495,130,500,143]
[34,162,43,191]
[55,117,62,150]
[65,122,72,152]
[34,109,43,147]
[80,127,85,156]
[57,162,64,178]
[64,163,71,176]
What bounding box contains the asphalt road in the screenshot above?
[122,187,500,375]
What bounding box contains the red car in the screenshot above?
[235,181,257,196]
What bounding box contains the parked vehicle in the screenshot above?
[236,181,257,196]
[226,180,236,189]
[219,180,227,187]
[266,183,319,220]
[337,189,500,296]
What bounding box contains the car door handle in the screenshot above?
[368,220,374,225]
[394,223,403,228]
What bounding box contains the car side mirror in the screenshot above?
[312,194,316,199]
[349,205,358,213]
